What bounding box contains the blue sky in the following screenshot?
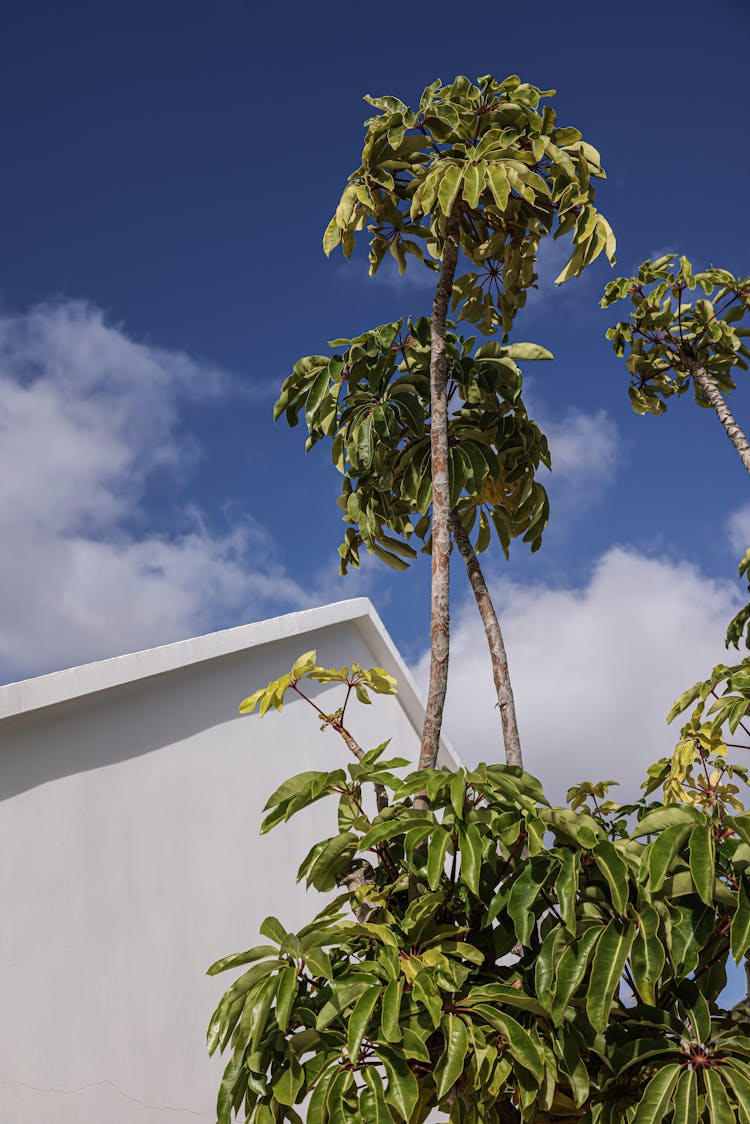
[2,0,750,806]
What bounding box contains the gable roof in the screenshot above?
[0,597,460,767]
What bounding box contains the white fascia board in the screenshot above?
[0,598,460,767]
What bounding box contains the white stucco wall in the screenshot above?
[0,601,455,1123]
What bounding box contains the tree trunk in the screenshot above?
[689,360,750,477]
[451,510,523,768]
[418,209,461,776]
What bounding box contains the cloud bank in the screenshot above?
[0,300,306,681]
[415,547,739,802]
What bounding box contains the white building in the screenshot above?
[0,598,456,1123]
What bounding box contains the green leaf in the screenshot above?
[275,964,299,1033]
[633,805,702,836]
[593,840,629,915]
[317,977,380,1030]
[630,903,665,1006]
[207,945,277,976]
[550,926,601,1024]
[273,1049,304,1107]
[689,824,715,907]
[437,164,463,216]
[292,650,318,679]
[671,1067,697,1124]
[458,822,482,895]
[704,1066,735,1124]
[471,1007,544,1082]
[632,1063,681,1123]
[462,162,484,209]
[323,216,341,256]
[485,164,510,210]
[731,876,750,964]
[427,826,452,890]
[555,849,579,933]
[245,975,278,1052]
[307,1062,339,1124]
[380,978,403,1042]
[507,857,549,946]
[646,822,694,892]
[503,342,554,361]
[586,920,634,1033]
[412,971,442,1028]
[450,774,467,819]
[434,1014,469,1099]
[361,1067,392,1124]
[347,984,382,1062]
[722,1063,750,1123]
[379,1044,419,1120]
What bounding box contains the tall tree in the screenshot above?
[319,74,616,768]
[603,255,750,474]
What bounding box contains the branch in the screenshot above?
[450,509,523,767]
[290,683,388,812]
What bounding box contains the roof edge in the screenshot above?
[0,599,373,721]
[0,600,460,766]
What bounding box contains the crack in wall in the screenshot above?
[0,1077,212,1117]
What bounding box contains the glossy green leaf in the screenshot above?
[550,926,601,1024]
[555,849,579,933]
[458,822,483,895]
[671,1067,697,1124]
[704,1066,735,1124]
[731,876,750,964]
[630,903,665,1006]
[427,826,452,890]
[593,840,629,915]
[586,920,634,1033]
[646,822,694,892]
[503,342,554,361]
[361,1067,392,1124]
[275,964,299,1033]
[379,1044,419,1120]
[631,1063,681,1123]
[437,164,463,216]
[434,1014,469,1099]
[347,984,382,1062]
[689,824,715,907]
[470,1006,544,1081]
[273,1049,304,1107]
[380,978,403,1042]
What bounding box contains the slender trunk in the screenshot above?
[689,360,750,477]
[418,209,461,776]
[451,510,523,768]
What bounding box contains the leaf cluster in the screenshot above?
[602,255,750,416]
[209,701,750,1123]
[238,650,397,720]
[324,74,615,338]
[274,318,551,572]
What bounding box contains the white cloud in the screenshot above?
[541,407,619,499]
[728,505,750,555]
[0,300,306,681]
[414,547,739,802]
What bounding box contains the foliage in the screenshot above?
[274,317,551,572]
[238,650,397,720]
[324,74,615,337]
[602,255,750,416]
[644,550,750,811]
[209,663,750,1123]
